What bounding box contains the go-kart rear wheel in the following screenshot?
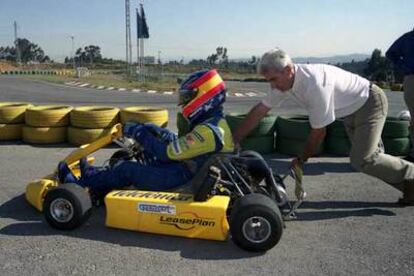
[43,183,92,230]
[230,193,283,252]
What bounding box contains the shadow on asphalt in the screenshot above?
[0,141,120,149]
[268,159,355,175]
[0,194,400,258]
[0,194,262,260]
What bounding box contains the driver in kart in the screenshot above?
[57,69,234,196]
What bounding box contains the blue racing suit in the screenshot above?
[77,113,234,194]
[386,30,414,76]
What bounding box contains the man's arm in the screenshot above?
[293,127,326,166]
[232,102,271,144]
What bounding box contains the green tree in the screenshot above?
[365,49,393,82]
[0,38,49,63]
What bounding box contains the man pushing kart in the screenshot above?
[57,69,234,196]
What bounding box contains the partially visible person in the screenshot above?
[232,48,414,205]
[386,28,414,162]
[58,69,234,197]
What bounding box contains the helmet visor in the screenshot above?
[178,88,198,106]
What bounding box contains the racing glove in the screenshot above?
[144,123,178,143]
[123,122,146,139]
[132,128,170,162]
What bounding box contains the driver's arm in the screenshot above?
[135,124,221,162]
[232,102,271,144]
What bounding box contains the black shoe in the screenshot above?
[397,181,414,206]
[403,155,414,163]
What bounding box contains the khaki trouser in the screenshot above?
[403,75,414,157]
[343,84,414,189]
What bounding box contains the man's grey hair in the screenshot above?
[257,48,293,74]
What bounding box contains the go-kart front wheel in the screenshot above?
[230,193,283,252]
[43,183,92,230]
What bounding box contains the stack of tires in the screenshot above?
[226,113,278,154]
[325,119,351,156]
[0,102,32,141]
[68,106,120,146]
[120,107,169,127]
[382,117,411,156]
[23,105,72,144]
[275,116,324,156]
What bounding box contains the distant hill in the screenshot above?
[293,53,370,64]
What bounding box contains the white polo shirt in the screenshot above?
[261,64,370,128]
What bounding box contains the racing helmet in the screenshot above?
[178,69,226,123]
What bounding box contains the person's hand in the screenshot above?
[290,157,304,169]
[233,142,241,153]
[123,122,144,138]
[144,123,163,137]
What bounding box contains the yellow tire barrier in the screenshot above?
[70,106,120,129]
[0,102,32,123]
[25,105,73,127]
[120,106,169,127]
[0,124,23,140]
[22,126,67,144]
[67,126,112,146]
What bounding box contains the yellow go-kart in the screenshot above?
[25,123,304,252]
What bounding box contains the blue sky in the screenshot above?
[0,0,413,62]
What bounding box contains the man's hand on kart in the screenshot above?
[290,156,306,170]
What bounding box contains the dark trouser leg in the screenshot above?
[79,161,193,194]
[343,85,414,190]
[403,75,414,157]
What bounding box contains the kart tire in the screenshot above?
[275,115,311,140]
[67,126,111,146]
[0,102,32,123]
[327,119,348,137]
[0,124,23,140]
[109,149,134,168]
[383,137,411,156]
[240,136,275,154]
[230,193,283,252]
[226,113,278,137]
[382,117,410,138]
[120,106,168,128]
[22,126,67,144]
[70,106,120,128]
[43,183,92,230]
[276,137,324,156]
[25,105,73,127]
[177,112,190,137]
[325,136,351,156]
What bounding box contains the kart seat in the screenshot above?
[173,153,229,202]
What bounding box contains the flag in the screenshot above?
[137,4,149,39]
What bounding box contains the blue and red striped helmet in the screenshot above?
[178,69,226,123]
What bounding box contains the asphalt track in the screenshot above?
[0,76,413,275]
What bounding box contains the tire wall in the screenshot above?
[1,102,169,146]
[225,113,278,154]
[0,102,32,141]
[275,116,324,156]
[382,117,411,156]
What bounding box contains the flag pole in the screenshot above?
[136,8,140,79]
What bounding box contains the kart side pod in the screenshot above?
[105,190,231,241]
